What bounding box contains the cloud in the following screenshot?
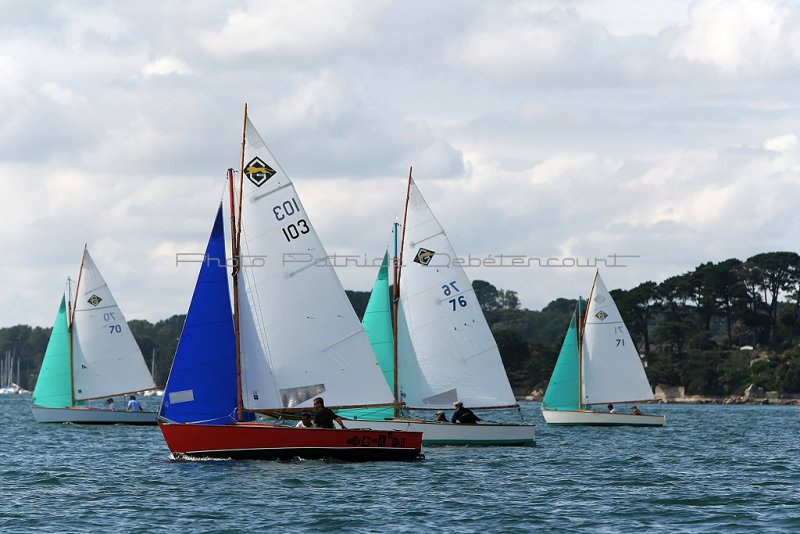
[2,0,800,327]
[668,0,800,76]
[141,56,194,78]
[764,133,798,152]
[201,0,387,59]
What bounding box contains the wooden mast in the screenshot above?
[68,245,87,408]
[228,168,243,422]
[392,167,413,417]
[230,103,248,422]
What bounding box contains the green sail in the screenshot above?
[542,305,581,411]
[337,252,395,421]
[32,295,73,408]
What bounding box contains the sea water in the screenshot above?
[1,395,798,532]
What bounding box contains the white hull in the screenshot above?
[31,405,157,425]
[341,418,535,445]
[541,408,666,426]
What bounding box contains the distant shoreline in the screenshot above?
[517,395,800,406]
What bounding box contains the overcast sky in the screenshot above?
[2,0,799,328]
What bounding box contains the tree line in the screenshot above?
[3,251,799,397]
[480,251,800,397]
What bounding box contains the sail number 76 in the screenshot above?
[442,281,467,311]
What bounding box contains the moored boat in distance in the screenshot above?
[158,105,422,461]
[541,271,666,426]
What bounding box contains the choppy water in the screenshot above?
[1,395,798,533]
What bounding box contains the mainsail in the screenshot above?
[396,178,516,409]
[71,250,156,401]
[236,118,395,410]
[582,272,655,405]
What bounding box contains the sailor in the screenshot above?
[451,401,480,424]
[312,397,346,429]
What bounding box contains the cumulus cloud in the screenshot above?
[668,0,799,76]
[141,56,193,78]
[2,0,800,327]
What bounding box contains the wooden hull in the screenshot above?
[541,408,666,426]
[31,405,158,425]
[340,418,535,446]
[158,421,424,461]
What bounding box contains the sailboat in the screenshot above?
[31,249,158,424]
[157,105,423,461]
[541,271,666,426]
[339,172,536,445]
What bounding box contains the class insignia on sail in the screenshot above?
[244,156,276,187]
[413,248,435,266]
[87,294,102,306]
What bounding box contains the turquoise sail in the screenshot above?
[32,295,73,408]
[337,252,395,421]
[542,300,582,411]
[159,205,250,424]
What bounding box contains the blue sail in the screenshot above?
[160,205,246,424]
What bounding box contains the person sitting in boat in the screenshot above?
[607,403,617,414]
[312,397,346,429]
[295,412,313,428]
[127,395,143,412]
[435,410,447,422]
[451,401,480,424]
[106,398,116,411]
[631,405,642,416]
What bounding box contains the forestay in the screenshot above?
[71,250,156,400]
[397,178,516,409]
[236,118,394,410]
[582,272,655,405]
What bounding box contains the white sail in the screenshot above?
[236,117,395,410]
[581,272,655,405]
[397,179,516,409]
[71,250,156,401]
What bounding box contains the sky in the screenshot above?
[1,0,799,328]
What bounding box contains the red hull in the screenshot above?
[158,421,423,461]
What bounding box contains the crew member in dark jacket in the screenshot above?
[451,401,480,424]
[312,397,346,429]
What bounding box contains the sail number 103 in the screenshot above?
[273,197,310,242]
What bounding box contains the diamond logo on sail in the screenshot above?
[87,294,102,306]
[595,310,608,321]
[244,156,276,187]
[414,248,435,266]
